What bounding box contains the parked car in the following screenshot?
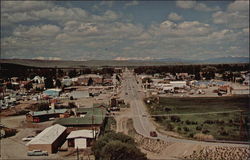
[27,150,48,156]
[150,131,158,137]
[22,136,34,141]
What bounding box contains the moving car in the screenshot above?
[150,131,158,137]
[27,150,48,156]
[22,136,34,141]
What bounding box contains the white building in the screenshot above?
[170,81,187,88]
[66,130,97,149]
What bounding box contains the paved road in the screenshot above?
[121,69,249,147]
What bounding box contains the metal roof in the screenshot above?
[28,109,68,116]
[55,108,106,126]
[66,129,97,139]
[26,124,66,145]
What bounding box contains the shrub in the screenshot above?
[177,127,182,131]
[165,123,174,131]
[183,127,189,132]
[202,129,210,134]
[185,120,191,125]
[189,133,194,138]
[92,131,147,160]
[196,126,202,131]
[170,116,181,122]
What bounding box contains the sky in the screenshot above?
[1,0,249,61]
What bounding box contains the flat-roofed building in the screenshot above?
[66,129,97,149]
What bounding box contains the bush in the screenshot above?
[183,127,189,132]
[189,133,194,138]
[170,116,181,122]
[92,131,147,160]
[196,126,202,131]
[185,120,191,125]
[165,123,174,131]
[177,127,182,131]
[202,129,210,134]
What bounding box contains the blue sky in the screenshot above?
[1,0,249,61]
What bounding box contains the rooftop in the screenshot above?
[26,124,66,145]
[55,107,107,126]
[66,129,97,139]
[28,109,68,116]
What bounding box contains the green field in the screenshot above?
[145,96,250,141]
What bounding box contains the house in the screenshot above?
[66,129,97,149]
[33,76,44,84]
[26,124,67,153]
[62,78,72,87]
[55,107,107,133]
[43,88,62,97]
[26,109,70,123]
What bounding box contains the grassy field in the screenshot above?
[145,96,250,141]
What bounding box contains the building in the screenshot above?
[170,81,187,88]
[55,107,107,133]
[26,109,70,123]
[77,74,103,86]
[26,124,67,153]
[66,129,97,149]
[69,90,89,99]
[43,88,62,97]
[33,76,44,84]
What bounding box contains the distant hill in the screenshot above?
[199,56,249,64]
[150,56,249,64]
[0,59,182,68]
[0,57,248,68]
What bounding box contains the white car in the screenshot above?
[22,136,34,141]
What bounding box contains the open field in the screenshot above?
[145,96,250,141]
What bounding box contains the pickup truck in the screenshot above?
[22,136,34,141]
[27,150,48,156]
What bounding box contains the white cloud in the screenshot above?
[151,20,212,37]
[176,1,220,12]
[212,0,249,29]
[228,0,249,13]
[13,24,61,37]
[125,1,139,7]
[194,3,220,12]
[1,1,54,13]
[176,1,196,9]
[212,11,249,28]
[168,12,183,21]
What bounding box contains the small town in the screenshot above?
[0,64,250,159]
[1,0,249,160]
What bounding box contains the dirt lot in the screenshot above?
[0,115,59,159]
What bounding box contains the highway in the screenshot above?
[120,69,249,147]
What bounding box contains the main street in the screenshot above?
[120,69,249,147]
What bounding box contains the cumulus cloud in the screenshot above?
[168,12,183,21]
[13,24,61,37]
[125,1,139,7]
[1,1,54,13]
[176,0,220,12]
[151,20,212,37]
[227,0,249,13]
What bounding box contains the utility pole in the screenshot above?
[76,147,79,160]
